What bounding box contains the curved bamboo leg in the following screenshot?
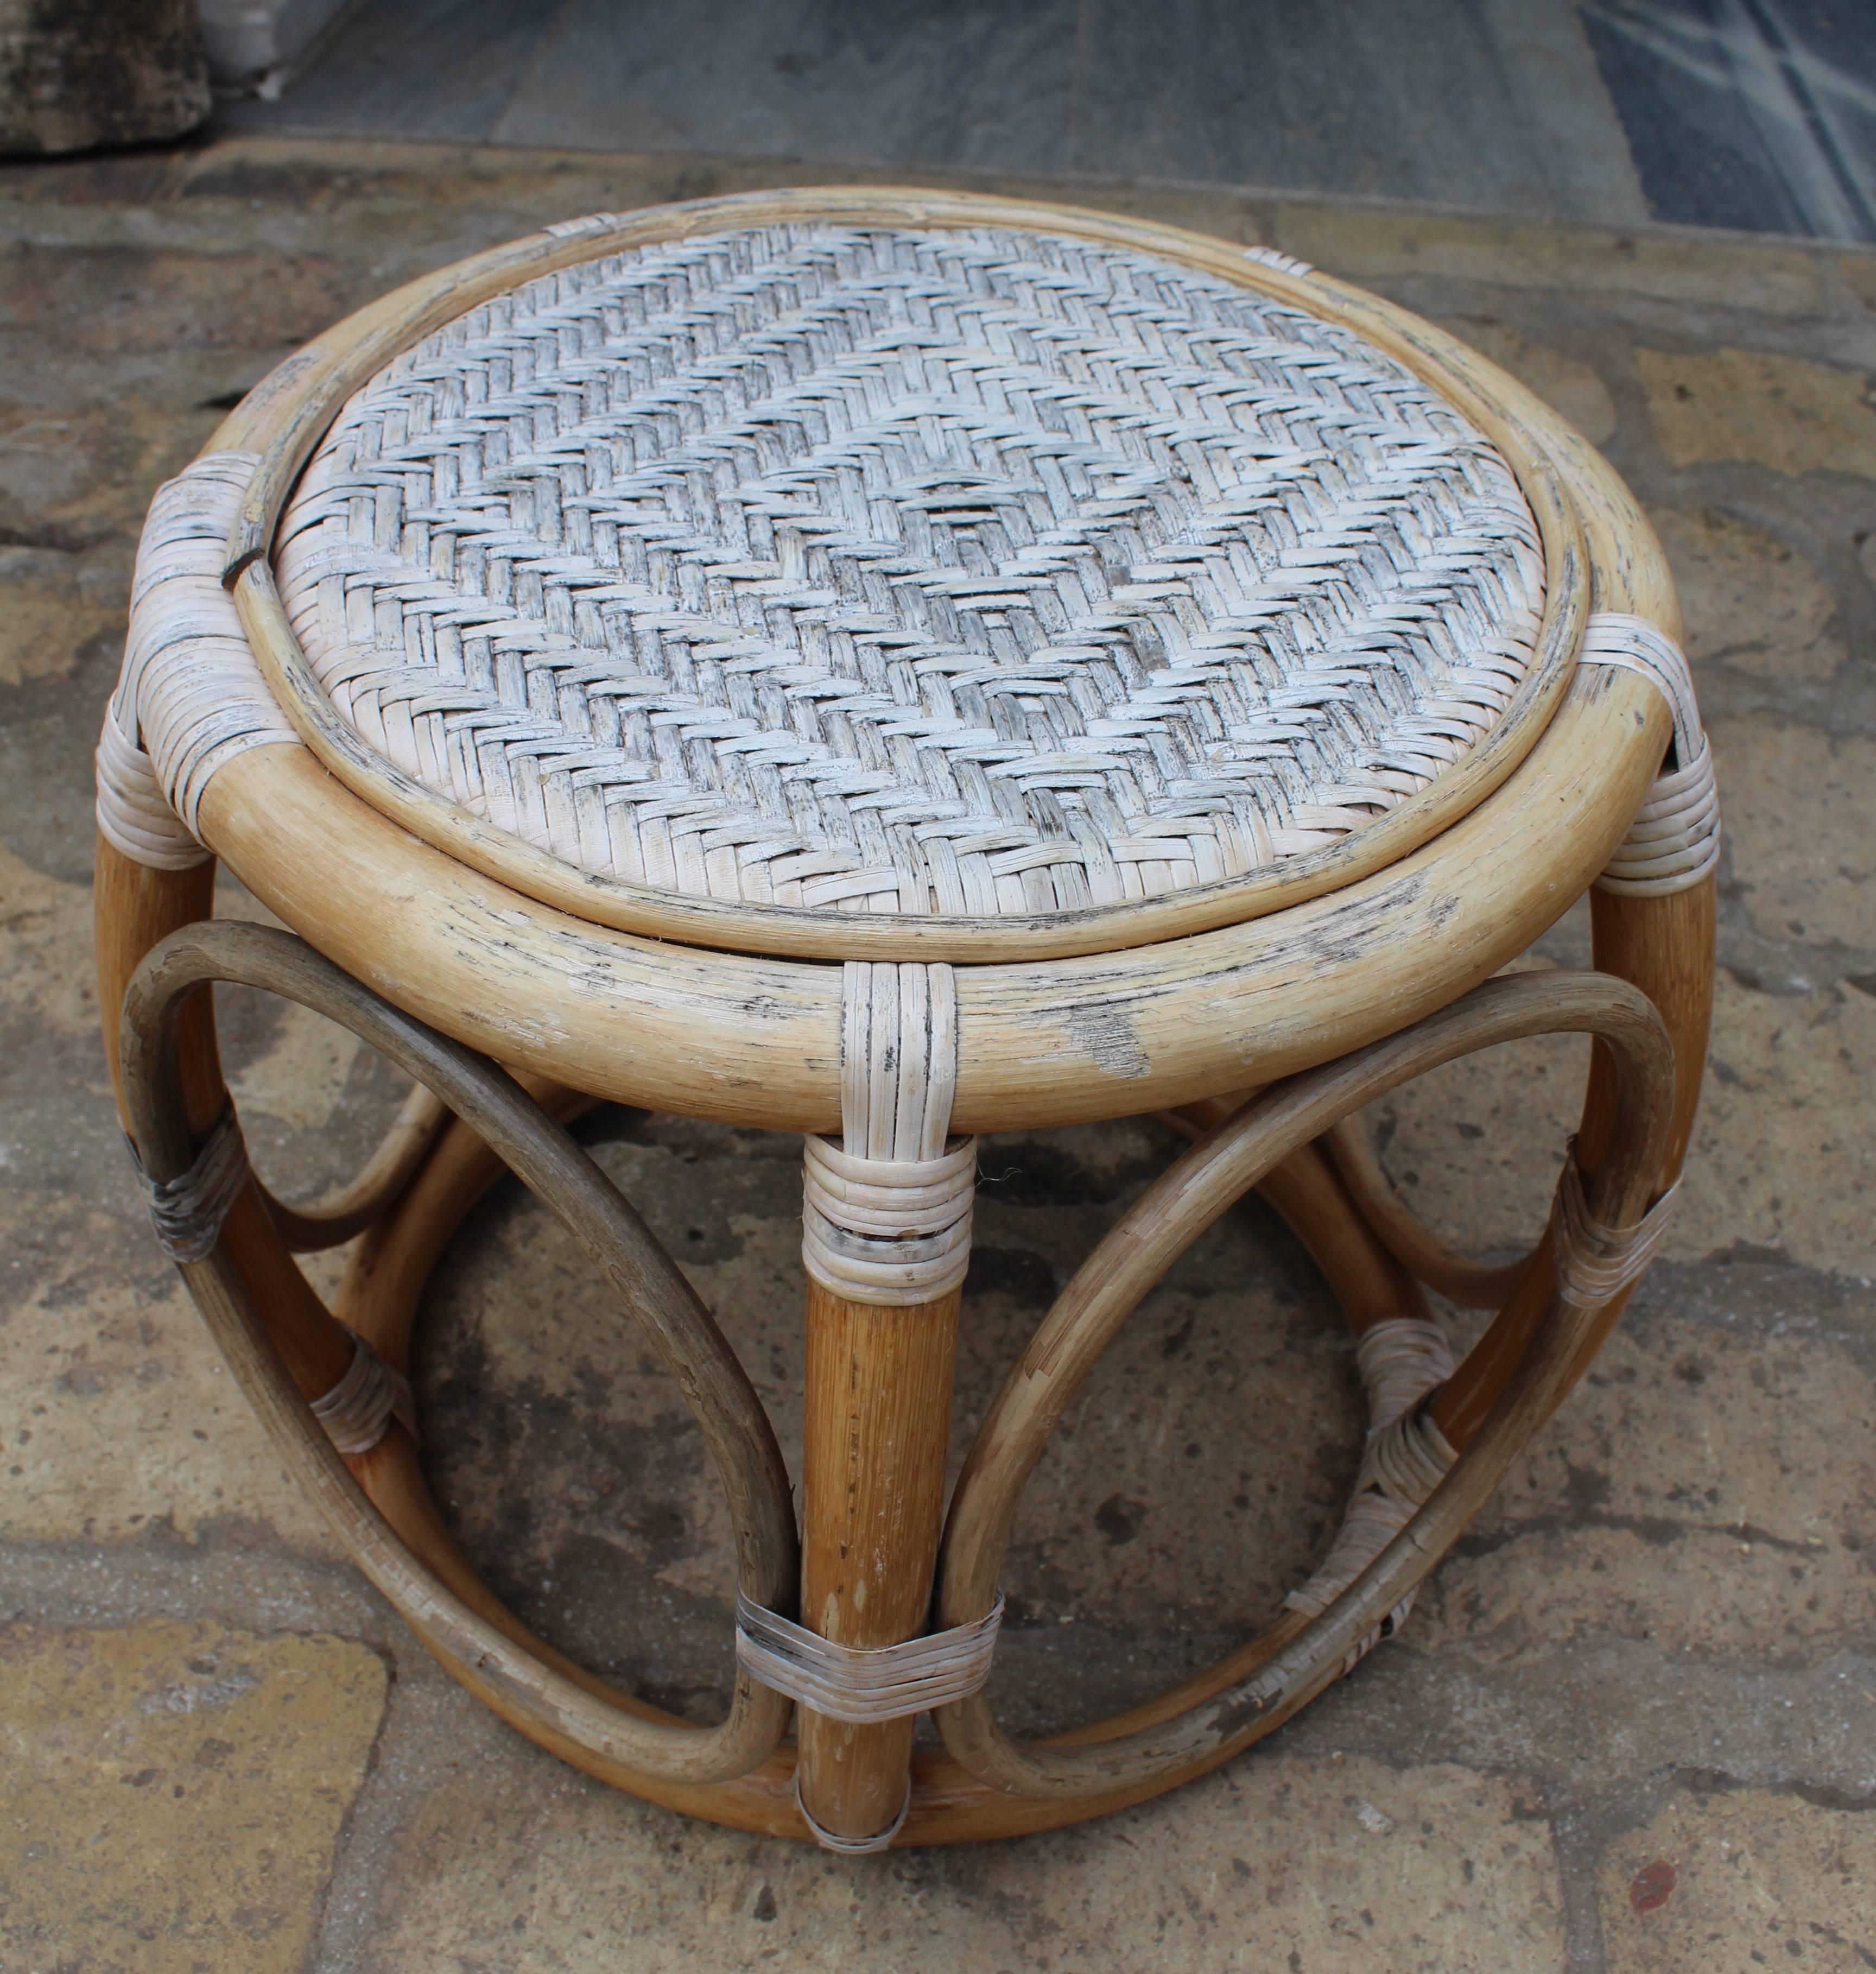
[1161,1095,1435,1334]
[259,1083,453,1251]
[1319,1116,1530,1311]
[96,837,219,1129]
[98,835,458,1259]
[1258,1142,1434,1333]
[117,920,797,1787]
[1563,880,1715,1387]
[931,970,1675,1799]
[96,836,353,1399]
[335,1075,598,1366]
[1428,875,1714,1446]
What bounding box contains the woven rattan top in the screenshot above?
[275,222,1545,922]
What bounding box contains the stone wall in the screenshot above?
[0,0,207,154]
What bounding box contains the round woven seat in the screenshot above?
[94,188,1717,1855]
[273,223,1544,940]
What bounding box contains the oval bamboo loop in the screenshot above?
[931,969,1674,1798]
[117,919,798,1788]
[1320,1113,1532,1309]
[258,1082,452,1252]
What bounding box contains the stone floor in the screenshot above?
[214,0,1876,243]
[2,135,1873,1972]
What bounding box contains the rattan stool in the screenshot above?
[93,189,1716,1850]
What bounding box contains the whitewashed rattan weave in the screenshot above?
[275,224,1546,918]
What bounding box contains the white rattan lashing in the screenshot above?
[1581,613,1721,897]
[1548,1149,1679,1308]
[802,960,977,1305]
[1284,1317,1457,1642]
[274,222,1547,921]
[97,451,302,868]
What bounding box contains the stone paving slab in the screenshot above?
[2,136,1874,1971]
[0,1620,384,1974]
[206,0,1876,242]
[354,1751,1565,1974]
[217,0,1645,230]
[1599,1784,1876,1972]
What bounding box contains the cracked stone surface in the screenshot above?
[1636,347,1876,479]
[1647,508,1846,684]
[357,1752,1564,1974]
[0,1620,385,1973]
[2,136,1873,1971]
[1709,720,1875,952]
[1598,1785,1876,1972]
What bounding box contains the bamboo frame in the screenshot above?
[92,186,1716,1849]
[109,923,1677,1842]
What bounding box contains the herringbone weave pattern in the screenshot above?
[276,223,1544,917]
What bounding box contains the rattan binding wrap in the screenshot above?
[734,1590,1003,1726]
[274,222,1545,920]
[96,452,300,867]
[802,961,977,1305]
[1582,613,1721,897]
[1284,1317,1457,1641]
[123,1101,250,1264]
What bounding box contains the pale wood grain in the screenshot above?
[796,1280,961,1842]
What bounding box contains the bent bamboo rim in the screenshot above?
[217,184,1592,965]
[194,657,1670,1134]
